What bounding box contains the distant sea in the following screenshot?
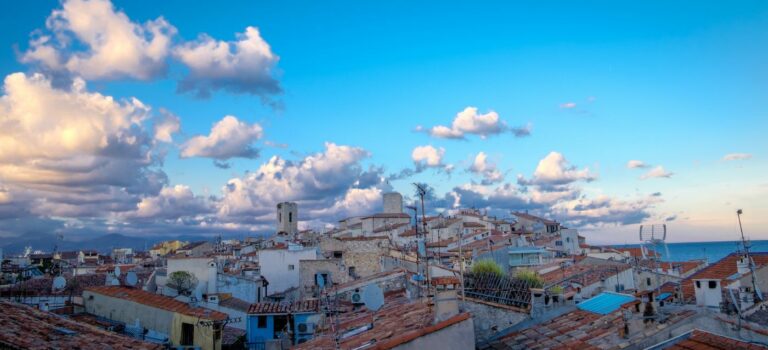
[608,240,768,264]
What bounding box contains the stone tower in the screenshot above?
[276,202,298,234]
[383,192,403,213]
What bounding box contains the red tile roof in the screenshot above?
[681,252,768,301]
[666,329,767,350]
[295,293,471,350]
[85,286,227,320]
[247,299,319,314]
[0,300,162,349]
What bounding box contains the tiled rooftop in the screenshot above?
[0,300,162,350]
[665,329,767,350]
[247,299,319,314]
[85,286,228,320]
[295,292,471,350]
[681,252,768,300]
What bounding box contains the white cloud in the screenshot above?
[0,72,166,217]
[518,152,596,186]
[468,152,503,185]
[640,166,673,180]
[424,107,527,140]
[154,110,180,143]
[128,185,211,220]
[722,153,752,161]
[181,115,263,160]
[22,0,176,80]
[174,26,281,99]
[217,142,377,222]
[412,145,445,168]
[626,160,649,169]
[560,102,577,109]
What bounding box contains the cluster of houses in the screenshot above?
[2,191,768,349]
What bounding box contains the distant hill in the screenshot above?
[0,232,264,255]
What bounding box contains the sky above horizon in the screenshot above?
[0,0,766,245]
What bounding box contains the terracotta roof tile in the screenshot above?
[666,329,767,350]
[0,300,162,349]
[85,286,227,320]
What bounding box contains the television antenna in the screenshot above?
[639,224,670,322]
[737,209,763,303]
[413,183,431,296]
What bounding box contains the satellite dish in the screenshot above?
[315,274,326,289]
[110,277,120,286]
[125,271,138,287]
[361,284,384,312]
[114,266,122,277]
[52,276,66,290]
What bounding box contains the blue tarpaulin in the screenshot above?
[577,292,636,315]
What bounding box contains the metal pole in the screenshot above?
[458,228,465,301]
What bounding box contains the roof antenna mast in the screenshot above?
[737,209,763,302]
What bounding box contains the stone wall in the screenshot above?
[459,298,528,343]
[319,237,389,278]
[298,259,347,298]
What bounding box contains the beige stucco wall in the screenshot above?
[83,291,221,350]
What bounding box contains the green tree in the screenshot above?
[167,271,198,296]
[471,259,504,277]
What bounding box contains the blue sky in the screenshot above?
[0,0,766,244]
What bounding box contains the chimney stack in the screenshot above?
[431,277,461,323]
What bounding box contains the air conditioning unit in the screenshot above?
[297,322,315,334]
[351,292,363,304]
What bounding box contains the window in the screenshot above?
[257,316,267,328]
[288,264,295,270]
[646,278,651,286]
[333,251,343,259]
[566,237,570,243]
[181,322,194,345]
[315,273,329,286]
[289,212,293,222]
[695,281,701,288]
[708,281,717,289]
[348,266,356,277]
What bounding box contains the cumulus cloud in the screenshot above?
[640,166,673,180]
[412,145,445,169]
[22,0,176,80]
[126,185,212,220]
[181,115,263,160]
[560,102,577,109]
[722,153,752,161]
[552,194,661,227]
[421,107,528,140]
[518,152,596,187]
[217,142,383,224]
[0,72,166,217]
[626,160,648,169]
[174,26,281,100]
[154,110,180,143]
[468,152,504,185]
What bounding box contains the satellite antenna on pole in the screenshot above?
[52,276,67,290]
[125,271,138,287]
[361,284,384,312]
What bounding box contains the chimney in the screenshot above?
[207,260,218,295]
[737,255,750,275]
[431,277,460,323]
